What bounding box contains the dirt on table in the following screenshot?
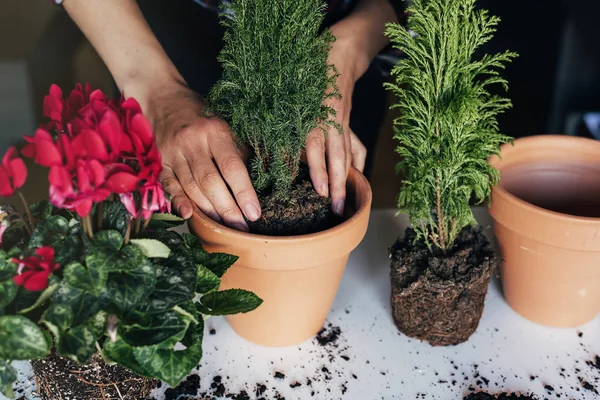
[390,226,497,346]
[248,169,341,236]
[463,393,538,399]
[31,351,157,399]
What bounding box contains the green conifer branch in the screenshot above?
[385,0,517,251]
[209,0,339,196]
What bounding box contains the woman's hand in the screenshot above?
[144,81,260,231]
[305,0,397,215]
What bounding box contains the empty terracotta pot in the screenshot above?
[188,168,372,346]
[489,135,600,327]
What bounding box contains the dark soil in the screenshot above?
[463,393,537,399]
[31,351,157,399]
[248,169,341,236]
[390,226,497,346]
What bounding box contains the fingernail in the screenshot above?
[320,182,329,197]
[333,199,345,216]
[178,205,192,219]
[231,222,249,232]
[244,203,260,221]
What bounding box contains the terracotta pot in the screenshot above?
[189,168,372,346]
[489,135,600,327]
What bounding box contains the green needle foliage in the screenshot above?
[385,0,517,251]
[209,0,339,196]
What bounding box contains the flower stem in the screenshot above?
[124,220,132,244]
[17,191,33,235]
[134,215,142,237]
[83,215,94,239]
[142,217,151,233]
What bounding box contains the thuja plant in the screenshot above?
[385,0,517,251]
[209,0,339,196]
[0,84,261,398]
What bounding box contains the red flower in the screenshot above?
[49,158,111,217]
[140,182,170,219]
[21,129,63,167]
[0,147,27,197]
[13,247,60,292]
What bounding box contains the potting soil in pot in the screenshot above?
[390,227,497,346]
[31,352,158,399]
[248,168,342,236]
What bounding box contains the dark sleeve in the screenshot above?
[386,0,409,25]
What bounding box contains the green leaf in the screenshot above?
[1,223,27,250]
[0,316,50,360]
[29,200,53,221]
[83,311,107,338]
[0,359,16,399]
[0,258,16,282]
[120,311,190,347]
[148,213,186,229]
[63,262,106,295]
[103,336,152,377]
[141,258,196,314]
[18,283,58,314]
[204,253,238,278]
[52,284,109,326]
[86,243,146,274]
[144,230,185,251]
[0,280,17,308]
[182,233,200,249]
[92,230,123,251]
[181,317,204,348]
[101,201,130,236]
[106,260,156,312]
[29,215,70,248]
[134,341,203,387]
[130,239,171,259]
[57,324,96,364]
[195,264,221,294]
[197,289,262,316]
[41,303,73,339]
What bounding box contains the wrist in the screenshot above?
[329,25,371,82]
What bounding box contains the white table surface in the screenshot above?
[6,209,600,400]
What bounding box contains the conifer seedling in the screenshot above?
[386,0,517,346]
[385,0,517,251]
[210,0,339,197]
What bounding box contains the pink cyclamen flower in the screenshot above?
[13,247,60,292]
[0,147,28,197]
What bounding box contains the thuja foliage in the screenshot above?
[209,0,339,196]
[385,0,517,251]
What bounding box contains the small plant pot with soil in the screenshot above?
[390,227,497,346]
[489,135,600,327]
[190,168,371,347]
[190,0,375,347]
[384,0,516,345]
[31,352,158,400]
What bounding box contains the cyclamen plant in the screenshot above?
[0,83,262,398]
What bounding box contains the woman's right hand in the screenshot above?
[140,81,261,231]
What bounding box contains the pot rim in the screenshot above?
[190,167,373,243]
[490,135,600,225]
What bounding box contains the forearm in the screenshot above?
[62,0,184,108]
[330,0,398,81]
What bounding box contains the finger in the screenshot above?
[211,138,261,221]
[349,129,366,172]
[306,128,329,197]
[326,126,348,215]
[190,156,249,232]
[170,160,220,222]
[160,166,195,219]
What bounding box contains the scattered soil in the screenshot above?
[31,351,157,400]
[390,226,497,346]
[463,393,537,399]
[248,168,341,236]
